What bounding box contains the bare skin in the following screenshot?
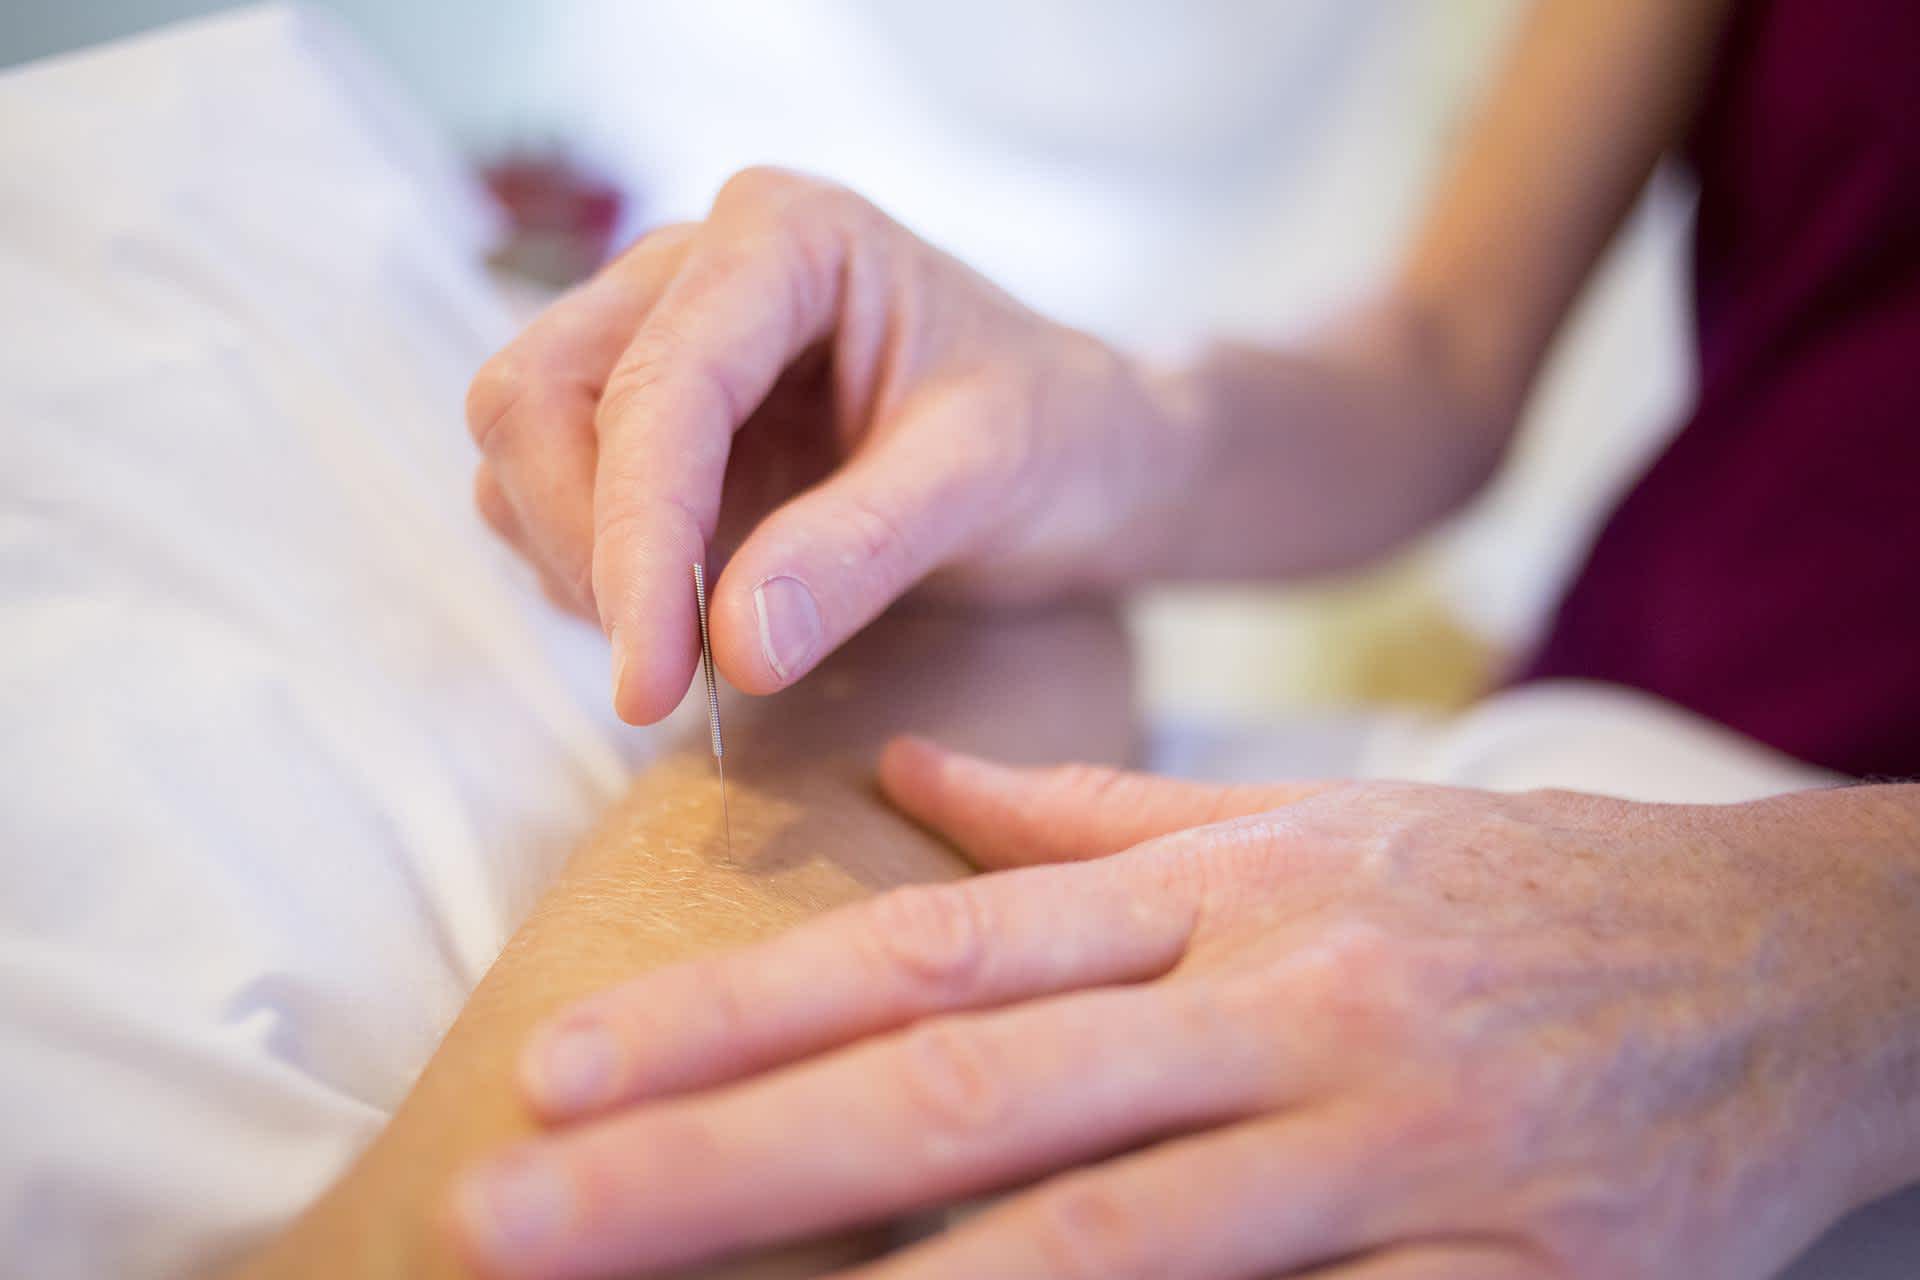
[227,604,1134,1279]
[468,759,1920,1279]
[444,0,1920,1276]
[466,0,1737,720]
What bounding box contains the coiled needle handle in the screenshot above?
[691,563,731,854]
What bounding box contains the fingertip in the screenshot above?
[445,1146,577,1280]
[520,1013,625,1123]
[608,628,694,726]
[876,739,1049,869]
[878,734,1003,810]
[439,1177,493,1279]
[876,734,948,813]
[879,731,941,765]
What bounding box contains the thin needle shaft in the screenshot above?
[691,563,731,854]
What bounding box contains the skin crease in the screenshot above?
[459,758,1920,1280]
[446,0,1920,1275]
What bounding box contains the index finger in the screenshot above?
[517,856,1199,1122]
[466,224,696,616]
[461,982,1275,1280]
[593,169,855,723]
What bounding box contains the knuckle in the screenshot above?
[560,555,597,615]
[592,376,652,449]
[1373,1082,1504,1177]
[1026,1176,1148,1279]
[1163,979,1255,1057]
[864,884,987,999]
[718,165,858,226]
[600,323,747,442]
[797,177,870,232]
[465,355,527,450]
[570,1110,717,1224]
[896,1018,1005,1143]
[1042,762,1126,809]
[716,164,800,209]
[1313,917,1402,985]
[830,490,917,582]
[1286,918,1419,1039]
[593,495,704,575]
[712,168,869,326]
[616,218,697,263]
[687,958,750,1049]
[472,467,513,532]
[538,571,584,616]
[957,376,1039,473]
[596,328,680,425]
[1129,836,1218,909]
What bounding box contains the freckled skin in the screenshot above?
[482,755,1920,1280]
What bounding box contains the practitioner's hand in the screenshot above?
[467,168,1196,722]
[449,746,1920,1279]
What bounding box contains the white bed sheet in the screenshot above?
[0,7,644,1273]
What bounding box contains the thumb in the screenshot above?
[878,736,1336,870]
[710,379,1024,694]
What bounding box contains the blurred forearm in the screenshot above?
[1135,0,1733,584]
[1141,306,1508,582]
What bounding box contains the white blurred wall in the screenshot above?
[3,0,1694,719]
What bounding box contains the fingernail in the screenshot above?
[529,1019,620,1114]
[455,1150,574,1264]
[753,575,821,683]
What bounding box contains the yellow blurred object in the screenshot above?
[1133,553,1497,722]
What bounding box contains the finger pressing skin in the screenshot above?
[593,172,863,722]
[843,1104,1417,1280]
[879,736,1338,869]
[457,984,1282,1279]
[518,859,1197,1121]
[467,224,696,616]
[707,380,1029,695]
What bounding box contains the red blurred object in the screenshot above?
[481,150,628,286]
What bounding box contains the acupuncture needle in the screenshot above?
[691,562,731,854]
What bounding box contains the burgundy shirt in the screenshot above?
[1519,0,1920,778]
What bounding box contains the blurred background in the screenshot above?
[1,0,1695,726]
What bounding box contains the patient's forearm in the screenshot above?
[230,605,1132,1278]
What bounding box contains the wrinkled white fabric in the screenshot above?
[0,8,643,1274]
